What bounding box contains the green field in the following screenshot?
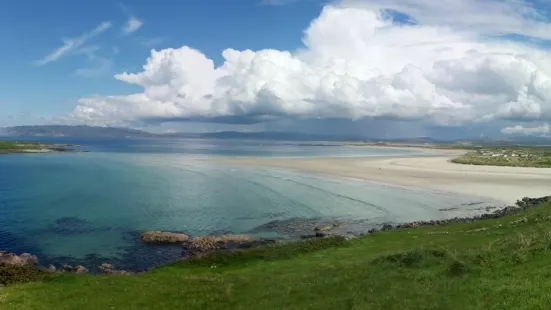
[452,147,551,168]
[3,201,551,309]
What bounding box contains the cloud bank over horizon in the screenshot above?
[502,123,550,136]
[67,1,551,135]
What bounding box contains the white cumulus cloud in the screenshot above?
[502,123,550,135]
[341,0,551,40]
[68,2,551,128]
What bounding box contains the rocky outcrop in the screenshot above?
[183,234,260,257]
[313,222,344,237]
[0,251,38,266]
[369,196,551,232]
[45,265,57,273]
[60,264,88,274]
[299,196,551,238]
[140,231,190,244]
[98,263,133,275]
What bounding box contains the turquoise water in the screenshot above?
[0,139,490,270]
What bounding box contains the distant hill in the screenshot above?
[2,125,153,138]
[2,125,549,145]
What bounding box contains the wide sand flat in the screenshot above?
[213,154,551,205]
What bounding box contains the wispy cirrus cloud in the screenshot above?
[122,16,143,35]
[34,21,112,66]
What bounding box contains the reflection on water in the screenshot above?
[0,139,492,270]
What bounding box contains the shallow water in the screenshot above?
[0,138,494,270]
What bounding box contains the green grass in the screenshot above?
[452,147,551,168]
[0,140,43,150]
[4,202,551,309]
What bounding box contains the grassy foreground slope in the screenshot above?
[4,202,551,309]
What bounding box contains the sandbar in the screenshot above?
[213,153,551,205]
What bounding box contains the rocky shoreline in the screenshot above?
[1,196,550,276]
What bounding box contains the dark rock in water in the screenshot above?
[250,218,324,236]
[0,251,38,266]
[50,217,100,235]
[382,224,394,231]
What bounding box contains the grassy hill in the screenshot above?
[3,201,551,309]
[452,146,551,168]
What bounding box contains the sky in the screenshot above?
[1,0,551,139]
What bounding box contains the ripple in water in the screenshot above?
[0,140,496,270]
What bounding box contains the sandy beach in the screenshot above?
[213,154,551,205]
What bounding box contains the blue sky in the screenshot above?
[0,0,324,124]
[1,0,551,138]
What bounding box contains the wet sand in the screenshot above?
[212,154,551,205]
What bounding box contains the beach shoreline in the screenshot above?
[209,154,551,205]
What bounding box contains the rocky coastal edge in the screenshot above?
[2,196,550,277]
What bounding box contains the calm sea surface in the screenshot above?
[0,138,491,270]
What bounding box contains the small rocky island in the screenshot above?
[0,140,74,154]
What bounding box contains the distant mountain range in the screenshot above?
[1,125,550,145]
[1,125,373,141]
[1,125,154,138]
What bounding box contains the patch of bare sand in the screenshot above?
[210,155,551,205]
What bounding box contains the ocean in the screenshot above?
[0,138,490,270]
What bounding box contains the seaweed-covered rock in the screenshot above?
[140,231,190,244]
[516,196,551,209]
[183,234,257,256]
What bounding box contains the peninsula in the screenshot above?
[0,140,73,154]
